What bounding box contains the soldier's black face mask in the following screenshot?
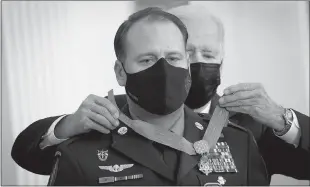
[124,58,191,115]
[185,62,221,109]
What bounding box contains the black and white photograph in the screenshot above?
[1,0,309,186]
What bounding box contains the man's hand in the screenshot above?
[54,94,120,139]
[219,83,285,131]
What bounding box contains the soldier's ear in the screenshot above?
[114,60,126,87]
[219,59,224,76]
[186,51,191,69]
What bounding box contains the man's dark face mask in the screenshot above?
[185,62,221,109]
[124,58,191,115]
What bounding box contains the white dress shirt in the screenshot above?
[40,103,301,149]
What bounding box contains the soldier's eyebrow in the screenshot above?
[165,51,184,58]
[136,52,157,59]
[136,51,184,59]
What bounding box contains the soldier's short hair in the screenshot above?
[114,7,188,62]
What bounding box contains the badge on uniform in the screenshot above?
[99,164,134,172]
[198,142,238,176]
[118,127,128,135]
[204,176,226,186]
[195,122,204,130]
[98,174,143,184]
[97,149,109,162]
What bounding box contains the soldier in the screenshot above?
[46,7,268,186]
[11,4,309,185]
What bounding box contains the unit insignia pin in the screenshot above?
[97,149,108,162]
[217,176,226,185]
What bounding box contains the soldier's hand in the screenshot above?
[55,94,120,139]
[218,83,285,131]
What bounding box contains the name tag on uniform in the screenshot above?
[98,174,143,184]
[198,142,238,175]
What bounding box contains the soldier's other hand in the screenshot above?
[55,94,120,139]
[219,83,285,131]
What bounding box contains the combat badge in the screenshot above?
[97,149,108,162]
[198,142,238,175]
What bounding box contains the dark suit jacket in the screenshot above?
[49,105,269,186]
[11,94,309,181]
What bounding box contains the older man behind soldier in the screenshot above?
[169,5,309,181]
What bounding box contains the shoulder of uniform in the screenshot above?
[57,130,111,152]
[227,120,250,134]
[58,136,80,149]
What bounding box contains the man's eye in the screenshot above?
[203,54,215,59]
[139,59,153,64]
[167,57,180,63]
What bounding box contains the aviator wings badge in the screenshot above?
[99,164,134,172]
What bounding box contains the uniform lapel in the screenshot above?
[176,106,207,182]
[110,104,175,181]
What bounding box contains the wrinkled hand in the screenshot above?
[219,83,285,131]
[55,94,119,139]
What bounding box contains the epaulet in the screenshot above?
[57,135,81,150]
[227,120,249,133]
[57,130,99,148]
[57,130,111,151]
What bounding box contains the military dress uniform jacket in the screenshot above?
[11,95,310,181]
[48,104,269,186]
[208,95,310,181]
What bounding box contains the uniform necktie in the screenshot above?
[153,142,178,178]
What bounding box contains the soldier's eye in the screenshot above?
[167,57,180,63]
[139,58,154,64]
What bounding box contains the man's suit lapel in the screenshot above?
[110,104,175,181]
[176,106,207,182]
[210,94,220,115]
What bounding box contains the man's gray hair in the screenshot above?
[168,4,225,48]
